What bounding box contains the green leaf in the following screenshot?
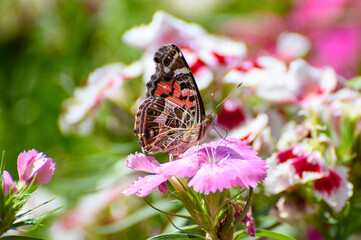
[147,233,207,240]
[346,76,361,90]
[234,229,296,240]
[1,236,44,240]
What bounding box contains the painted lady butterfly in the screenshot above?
[134,44,214,156]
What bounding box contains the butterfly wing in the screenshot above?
[134,44,206,155]
[147,44,206,122]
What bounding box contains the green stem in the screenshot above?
[233,187,253,226]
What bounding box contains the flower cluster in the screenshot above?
[0,150,56,236]
[123,138,267,238]
[58,5,361,239]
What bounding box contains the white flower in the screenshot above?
[124,11,246,90]
[276,32,311,60]
[224,56,338,107]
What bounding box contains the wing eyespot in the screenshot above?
[154,57,160,63]
[145,128,155,138]
[163,57,171,66]
[148,109,156,116]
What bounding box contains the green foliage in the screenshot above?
[148,233,208,240]
[234,229,296,240]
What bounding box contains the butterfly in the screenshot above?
[134,44,214,156]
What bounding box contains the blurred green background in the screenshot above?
[0,0,291,239]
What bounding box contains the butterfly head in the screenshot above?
[199,114,214,142]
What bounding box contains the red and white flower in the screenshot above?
[264,142,352,212]
[224,56,338,108]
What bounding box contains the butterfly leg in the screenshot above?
[169,153,174,161]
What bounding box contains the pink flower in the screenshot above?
[160,138,267,194]
[1,170,16,195]
[221,0,361,77]
[232,202,256,237]
[122,153,169,197]
[124,139,267,196]
[17,149,55,186]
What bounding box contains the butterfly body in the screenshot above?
[134,44,213,156]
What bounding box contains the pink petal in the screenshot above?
[31,159,56,185]
[126,153,160,173]
[188,158,267,194]
[17,149,39,180]
[246,218,256,237]
[122,174,168,197]
[226,159,268,188]
[158,182,168,194]
[1,171,17,195]
[160,155,199,178]
[17,150,55,185]
[188,163,231,194]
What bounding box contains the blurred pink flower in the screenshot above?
[1,170,16,195]
[17,149,55,186]
[160,138,267,194]
[59,62,142,135]
[221,0,361,77]
[289,0,349,29]
[308,26,361,78]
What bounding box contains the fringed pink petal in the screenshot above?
[126,153,160,173]
[122,174,168,197]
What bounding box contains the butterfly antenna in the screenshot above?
[215,82,243,109]
[207,92,215,115]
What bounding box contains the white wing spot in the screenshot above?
[174,67,190,75]
[164,67,170,73]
